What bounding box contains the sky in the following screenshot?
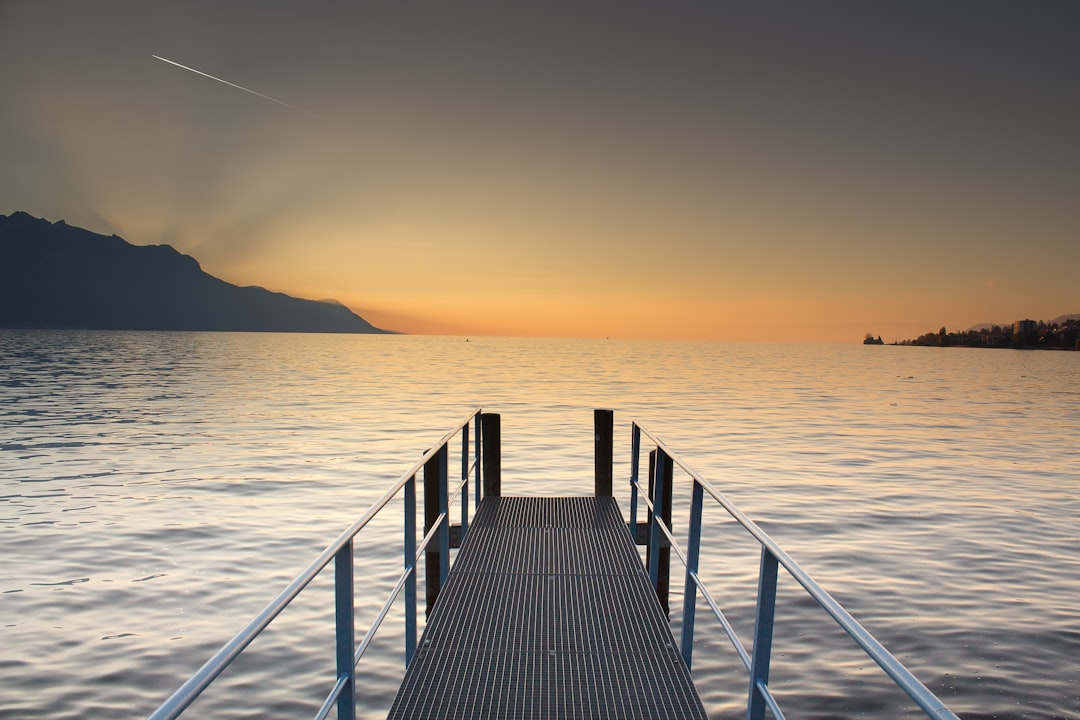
[2,1,1078,342]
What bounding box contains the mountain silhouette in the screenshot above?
[0,212,389,333]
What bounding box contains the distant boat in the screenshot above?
[863,334,885,345]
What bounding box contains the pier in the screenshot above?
[388,495,706,719]
[149,409,961,720]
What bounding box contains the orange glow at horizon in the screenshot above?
[179,203,1076,346]
[3,3,1078,344]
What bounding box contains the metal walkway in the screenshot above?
[149,411,961,720]
[388,495,708,720]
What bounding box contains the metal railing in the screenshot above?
[629,421,961,720]
[148,408,485,720]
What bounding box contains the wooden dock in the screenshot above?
[387,495,707,719]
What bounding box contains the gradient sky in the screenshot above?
[2,2,1078,342]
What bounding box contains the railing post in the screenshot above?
[424,448,445,615]
[594,408,613,497]
[645,449,656,568]
[680,479,704,669]
[658,449,673,615]
[629,424,641,542]
[474,412,482,508]
[334,540,356,720]
[481,413,501,497]
[648,448,673,615]
[461,423,470,537]
[438,444,450,589]
[404,474,417,666]
[747,547,780,720]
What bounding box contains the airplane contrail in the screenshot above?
[152,55,316,116]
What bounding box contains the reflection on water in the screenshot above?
[0,331,1077,719]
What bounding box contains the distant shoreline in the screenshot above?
[885,317,1079,351]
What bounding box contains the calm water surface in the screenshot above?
[1,331,1077,719]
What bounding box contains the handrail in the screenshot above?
[149,407,483,720]
[632,420,961,720]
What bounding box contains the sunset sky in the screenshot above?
[2,2,1077,342]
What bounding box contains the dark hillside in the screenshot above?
[0,212,387,333]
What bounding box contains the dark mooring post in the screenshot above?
[594,409,614,497]
[481,413,501,497]
[423,446,447,615]
[648,449,674,617]
[645,450,656,562]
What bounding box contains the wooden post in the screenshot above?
[423,449,444,615]
[481,413,501,497]
[629,423,641,543]
[437,445,450,590]
[645,450,655,563]
[650,449,673,617]
[594,409,613,497]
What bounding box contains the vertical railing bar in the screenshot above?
[473,412,482,508]
[747,547,779,720]
[656,450,674,614]
[680,479,705,669]
[645,449,656,574]
[647,449,665,590]
[333,541,356,720]
[629,423,641,544]
[438,444,450,589]
[460,424,469,537]
[404,474,417,666]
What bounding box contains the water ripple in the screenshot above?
[1,331,1077,718]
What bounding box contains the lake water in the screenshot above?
[1,331,1077,719]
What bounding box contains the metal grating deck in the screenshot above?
[387,496,707,719]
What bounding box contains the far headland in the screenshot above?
[0,211,391,334]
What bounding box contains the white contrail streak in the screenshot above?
[152,55,315,116]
